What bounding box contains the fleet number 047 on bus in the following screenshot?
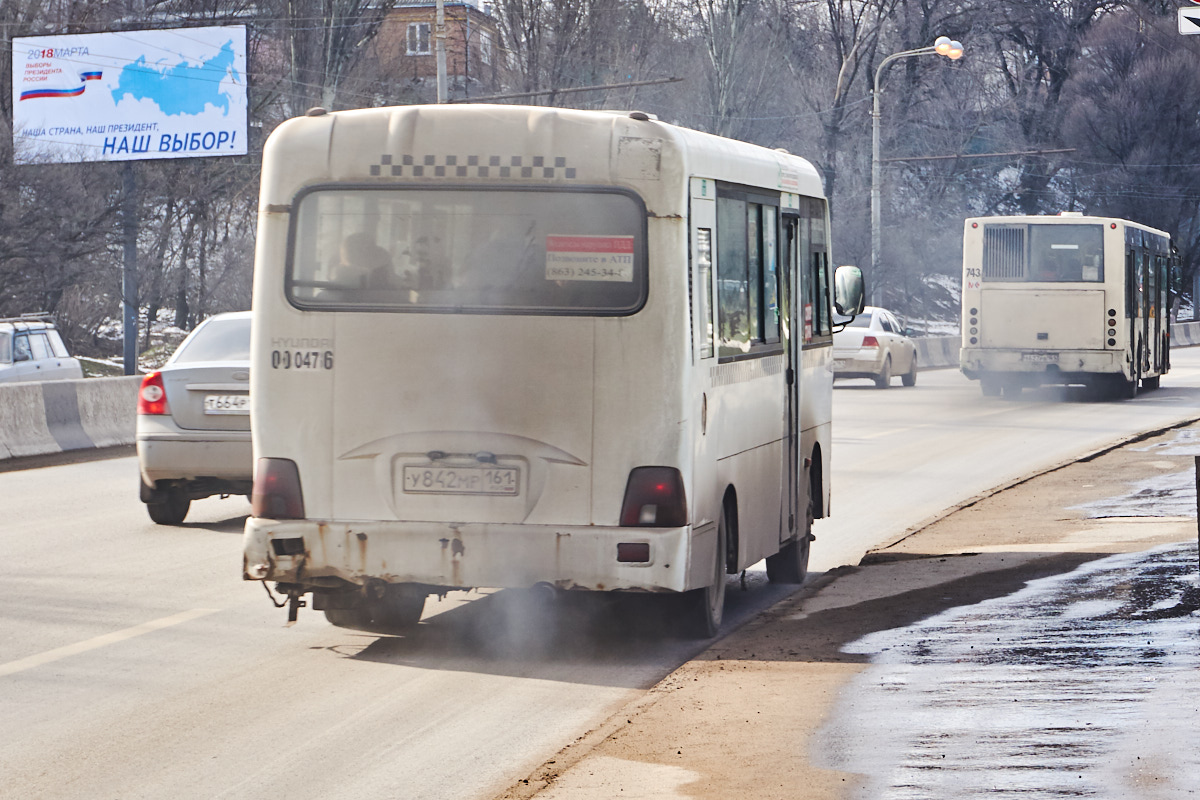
[960,213,1174,400]
[242,104,864,638]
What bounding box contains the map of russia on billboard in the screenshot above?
[12,25,248,165]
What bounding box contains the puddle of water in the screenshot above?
[1074,470,1197,518]
[816,543,1200,799]
[1134,429,1200,456]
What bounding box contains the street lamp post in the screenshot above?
[870,36,963,285]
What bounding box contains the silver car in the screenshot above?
[832,306,919,388]
[0,315,84,383]
[136,311,252,524]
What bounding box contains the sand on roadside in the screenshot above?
[499,423,1200,800]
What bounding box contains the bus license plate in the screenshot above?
[204,394,250,414]
[1020,352,1059,363]
[402,465,520,496]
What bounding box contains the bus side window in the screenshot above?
[809,198,832,340]
[763,210,780,344]
[696,228,715,359]
[812,252,831,337]
[716,196,750,356]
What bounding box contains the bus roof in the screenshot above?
[260,105,826,212]
[964,214,1169,240]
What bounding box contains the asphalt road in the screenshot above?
[3,350,1200,800]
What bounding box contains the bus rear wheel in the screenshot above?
[680,506,728,638]
[324,584,426,634]
[766,496,813,584]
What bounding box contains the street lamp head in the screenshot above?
[934,36,965,60]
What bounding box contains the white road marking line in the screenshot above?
[0,608,220,677]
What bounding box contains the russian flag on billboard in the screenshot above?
[20,71,102,101]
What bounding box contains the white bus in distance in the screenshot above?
[243,104,864,638]
[960,213,1172,399]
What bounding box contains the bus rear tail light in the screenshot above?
[620,467,687,527]
[252,458,306,520]
[137,372,169,415]
[861,335,880,348]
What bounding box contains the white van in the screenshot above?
[243,105,863,637]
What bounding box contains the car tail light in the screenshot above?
[620,467,687,527]
[137,372,169,415]
[251,458,306,520]
[861,335,880,348]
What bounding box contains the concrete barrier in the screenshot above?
[0,376,140,461]
[915,336,962,370]
[4,325,1200,461]
[1172,320,1200,347]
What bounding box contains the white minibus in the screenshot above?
[243,104,863,637]
[961,213,1172,398]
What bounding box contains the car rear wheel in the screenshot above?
[146,487,190,525]
[901,354,918,387]
[874,356,892,389]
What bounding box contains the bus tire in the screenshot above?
[901,354,918,387]
[323,607,374,629]
[324,585,426,633]
[1141,375,1160,391]
[1000,382,1021,399]
[146,487,190,525]
[368,585,427,632]
[766,495,813,584]
[980,376,1001,397]
[874,357,892,389]
[680,506,728,638]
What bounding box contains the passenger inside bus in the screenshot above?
[337,231,394,289]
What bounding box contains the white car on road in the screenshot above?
[0,315,83,383]
[136,311,252,524]
[833,306,918,388]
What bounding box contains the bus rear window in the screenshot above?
[287,187,646,315]
[983,223,1104,283]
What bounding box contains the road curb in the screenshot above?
[861,413,1200,563]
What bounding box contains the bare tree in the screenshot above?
[272,0,396,113]
[1063,9,1200,300]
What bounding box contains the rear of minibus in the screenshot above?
[243,106,705,618]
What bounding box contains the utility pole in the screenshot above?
[435,0,448,103]
[122,162,138,375]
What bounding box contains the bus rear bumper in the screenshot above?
[961,349,1123,382]
[242,517,713,595]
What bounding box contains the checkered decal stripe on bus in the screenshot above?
[370,154,577,179]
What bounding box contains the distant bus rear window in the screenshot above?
[287,187,647,315]
[983,223,1104,282]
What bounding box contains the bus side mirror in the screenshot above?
[834,265,865,316]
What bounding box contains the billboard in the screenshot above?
[12,26,248,165]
